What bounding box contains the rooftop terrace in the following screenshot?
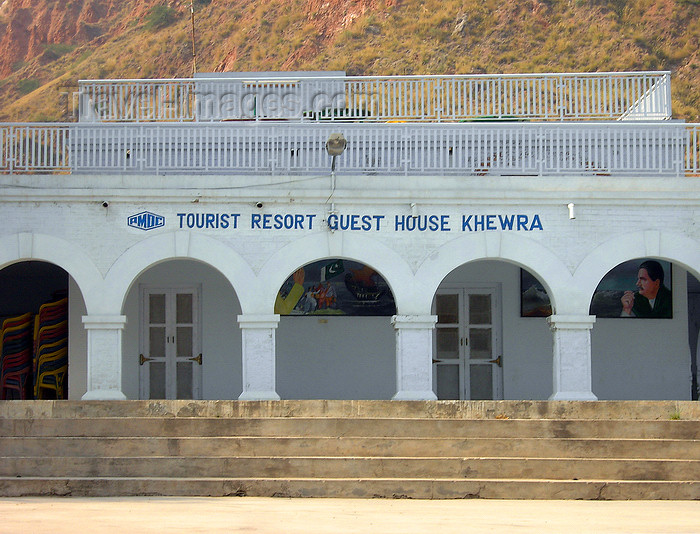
[1,71,698,176]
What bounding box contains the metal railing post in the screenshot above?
[9,125,15,175]
[665,72,672,121]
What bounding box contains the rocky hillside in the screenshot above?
[0,0,698,121]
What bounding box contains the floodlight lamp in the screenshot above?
[326,133,347,157]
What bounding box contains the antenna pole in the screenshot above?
[190,1,197,75]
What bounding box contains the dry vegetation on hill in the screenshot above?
[0,0,697,121]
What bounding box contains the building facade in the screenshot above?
[1,71,699,402]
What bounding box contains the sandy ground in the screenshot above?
[1,497,699,533]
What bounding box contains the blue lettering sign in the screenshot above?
[462,214,543,232]
[146,211,542,234]
[395,215,450,232]
[252,213,316,230]
[128,211,165,231]
[177,213,240,229]
[328,214,383,231]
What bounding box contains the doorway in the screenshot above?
[139,286,202,399]
[433,285,503,400]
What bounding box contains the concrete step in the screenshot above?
[3,456,700,481]
[2,400,698,499]
[2,400,699,421]
[2,436,699,459]
[3,417,699,439]
[2,477,699,500]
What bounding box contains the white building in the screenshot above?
[1,71,699,402]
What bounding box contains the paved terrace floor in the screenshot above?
[1,497,699,533]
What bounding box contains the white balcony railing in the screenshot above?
[2,122,698,177]
[77,72,672,123]
[0,125,71,173]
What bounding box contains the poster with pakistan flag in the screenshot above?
[275,259,397,316]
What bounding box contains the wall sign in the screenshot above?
[127,212,166,231]
[156,212,544,233]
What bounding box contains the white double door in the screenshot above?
[433,285,503,400]
[139,286,202,399]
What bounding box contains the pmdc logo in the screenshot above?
[128,211,165,231]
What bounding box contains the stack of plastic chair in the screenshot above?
[0,312,34,399]
[33,298,69,399]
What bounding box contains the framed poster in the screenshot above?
[590,259,672,318]
[520,269,552,317]
[275,259,397,316]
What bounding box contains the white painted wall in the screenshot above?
[121,260,242,400]
[68,276,88,399]
[276,316,395,399]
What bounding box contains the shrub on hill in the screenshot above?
[144,5,178,32]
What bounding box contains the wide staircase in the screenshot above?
[1,400,699,499]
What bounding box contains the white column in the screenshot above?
[547,314,598,401]
[81,315,127,400]
[237,314,281,400]
[391,315,438,401]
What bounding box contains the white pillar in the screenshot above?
[547,314,598,401]
[237,314,281,400]
[81,315,127,400]
[391,315,438,400]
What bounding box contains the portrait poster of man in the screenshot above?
[274,259,397,316]
[589,259,672,319]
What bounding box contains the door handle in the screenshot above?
[139,354,155,365]
[488,356,502,368]
[188,354,203,365]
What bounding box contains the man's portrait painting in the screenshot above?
[590,259,673,319]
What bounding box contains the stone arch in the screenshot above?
[576,230,700,401]
[414,232,573,314]
[257,232,416,314]
[574,230,700,311]
[0,232,103,314]
[103,231,257,314]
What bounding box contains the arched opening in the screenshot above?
[0,261,80,399]
[121,259,242,400]
[590,258,693,399]
[275,258,397,399]
[435,259,553,400]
